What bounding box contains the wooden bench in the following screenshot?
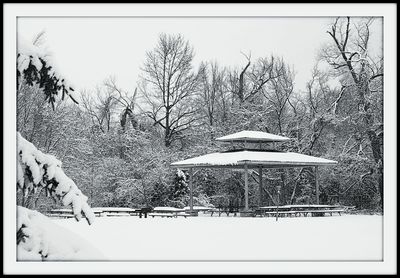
[301,209,345,217]
[149,212,192,218]
[256,204,348,218]
[262,211,296,217]
[102,212,131,217]
[91,207,139,218]
[210,209,239,217]
[239,211,256,217]
[135,208,152,218]
[175,213,192,218]
[47,213,75,219]
[148,213,175,218]
[183,206,213,214]
[283,211,303,217]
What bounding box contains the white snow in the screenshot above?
[171,150,337,168]
[183,206,214,211]
[17,160,25,188]
[153,207,185,212]
[17,206,106,261]
[216,130,291,142]
[17,132,95,224]
[17,37,47,72]
[53,214,382,261]
[91,207,137,212]
[176,169,186,180]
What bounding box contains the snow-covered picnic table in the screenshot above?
[255,204,348,217]
[149,207,192,218]
[92,207,153,218]
[48,207,141,218]
[91,207,138,217]
[47,208,76,219]
[183,206,214,212]
[209,207,241,217]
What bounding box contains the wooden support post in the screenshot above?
[275,184,281,222]
[258,167,263,206]
[189,167,193,213]
[244,164,249,211]
[315,166,319,205]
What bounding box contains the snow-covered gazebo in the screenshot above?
[171,130,337,214]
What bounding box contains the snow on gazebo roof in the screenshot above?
[171,150,337,169]
[215,130,290,143]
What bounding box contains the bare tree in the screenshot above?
[323,17,384,208]
[228,54,284,105]
[297,66,341,154]
[80,86,117,133]
[104,77,139,131]
[139,33,201,147]
[198,61,228,138]
[262,62,295,134]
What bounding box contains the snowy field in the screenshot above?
[54,214,382,261]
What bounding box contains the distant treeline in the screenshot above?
[17,17,383,213]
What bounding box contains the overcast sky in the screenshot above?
[17,17,383,95]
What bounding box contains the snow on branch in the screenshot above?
[17,132,95,225]
[17,37,78,109]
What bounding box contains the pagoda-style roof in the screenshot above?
[171,130,338,210]
[215,130,290,143]
[171,149,337,169]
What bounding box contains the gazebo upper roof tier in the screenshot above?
[171,149,337,169]
[215,130,291,143]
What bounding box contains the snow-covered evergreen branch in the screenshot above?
[17,132,95,225]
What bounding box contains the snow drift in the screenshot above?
[17,206,105,261]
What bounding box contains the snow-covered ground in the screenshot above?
[17,206,105,261]
[53,214,382,261]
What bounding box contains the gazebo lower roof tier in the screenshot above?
[171,150,337,169]
[215,130,291,143]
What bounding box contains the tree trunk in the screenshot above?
[165,108,171,147]
[290,183,297,205]
[367,130,383,209]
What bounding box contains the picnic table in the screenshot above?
[92,207,153,218]
[136,207,153,218]
[183,206,213,216]
[47,207,148,218]
[46,208,75,219]
[183,206,214,212]
[149,207,192,218]
[91,207,138,217]
[255,204,347,217]
[209,207,241,217]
